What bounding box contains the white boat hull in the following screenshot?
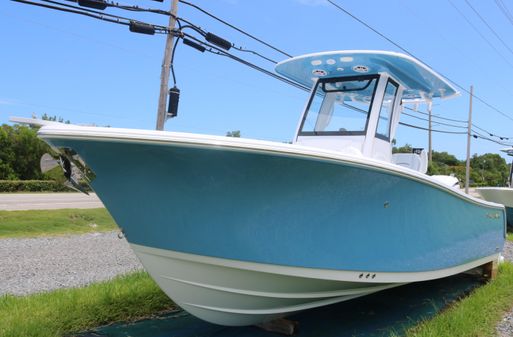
[476,187,513,208]
[132,243,499,326]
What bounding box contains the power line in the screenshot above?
[403,106,468,123]
[326,0,416,57]
[447,0,513,69]
[403,106,513,140]
[472,130,513,146]
[178,0,292,58]
[495,0,513,27]
[327,0,513,123]
[42,0,155,24]
[63,0,172,16]
[15,0,281,67]
[402,111,468,129]
[464,0,513,58]
[13,0,171,33]
[472,123,512,140]
[180,32,310,92]
[398,121,467,134]
[399,120,513,146]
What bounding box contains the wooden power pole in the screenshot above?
[156,0,179,131]
[465,85,473,194]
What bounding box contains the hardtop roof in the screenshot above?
[275,50,459,101]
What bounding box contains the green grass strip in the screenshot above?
[406,262,513,337]
[507,232,513,242]
[0,272,174,337]
[0,208,118,238]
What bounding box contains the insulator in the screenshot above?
[183,38,206,52]
[205,32,231,50]
[167,86,180,118]
[129,21,155,35]
[78,0,107,10]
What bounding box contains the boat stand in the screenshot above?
[481,260,499,281]
[256,318,298,335]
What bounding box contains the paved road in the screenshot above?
[0,193,104,210]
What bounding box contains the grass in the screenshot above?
[405,262,513,337]
[0,208,118,238]
[507,232,513,241]
[0,272,174,337]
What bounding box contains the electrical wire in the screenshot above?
[64,0,203,31]
[402,111,468,129]
[403,106,513,140]
[63,0,171,16]
[464,0,513,58]
[170,35,180,86]
[472,124,512,140]
[180,32,310,92]
[42,0,138,22]
[403,106,468,124]
[11,0,292,87]
[327,0,513,123]
[495,0,513,27]
[13,0,172,33]
[472,130,513,146]
[231,45,277,64]
[72,0,279,64]
[398,121,467,134]
[447,0,513,69]
[178,0,292,58]
[13,0,128,28]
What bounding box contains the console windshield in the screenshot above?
[299,75,379,135]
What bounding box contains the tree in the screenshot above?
[226,130,241,137]
[41,113,70,124]
[394,143,510,187]
[0,125,17,180]
[470,153,508,186]
[392,143,412,153]
[0,124,51,180]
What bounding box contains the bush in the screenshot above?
[0,180,72,192]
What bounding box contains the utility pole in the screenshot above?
[465,85,473,194]
[156,0,179,131]
[427,101,433,165]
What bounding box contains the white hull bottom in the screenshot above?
[131,244,499,326]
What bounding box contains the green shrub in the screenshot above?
[0,180,72,192]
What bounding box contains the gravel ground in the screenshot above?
[0,231,142,296]
[496,240,513,337]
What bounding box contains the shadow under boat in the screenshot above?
[74,270,485,337]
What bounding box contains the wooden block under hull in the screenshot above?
[481,260,498,281]
[256,318,298,335]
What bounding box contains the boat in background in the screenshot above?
[14,50,506,326]
[477,148,513,229]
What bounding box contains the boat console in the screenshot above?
[275,50,458,164]
[294,73,402,162]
